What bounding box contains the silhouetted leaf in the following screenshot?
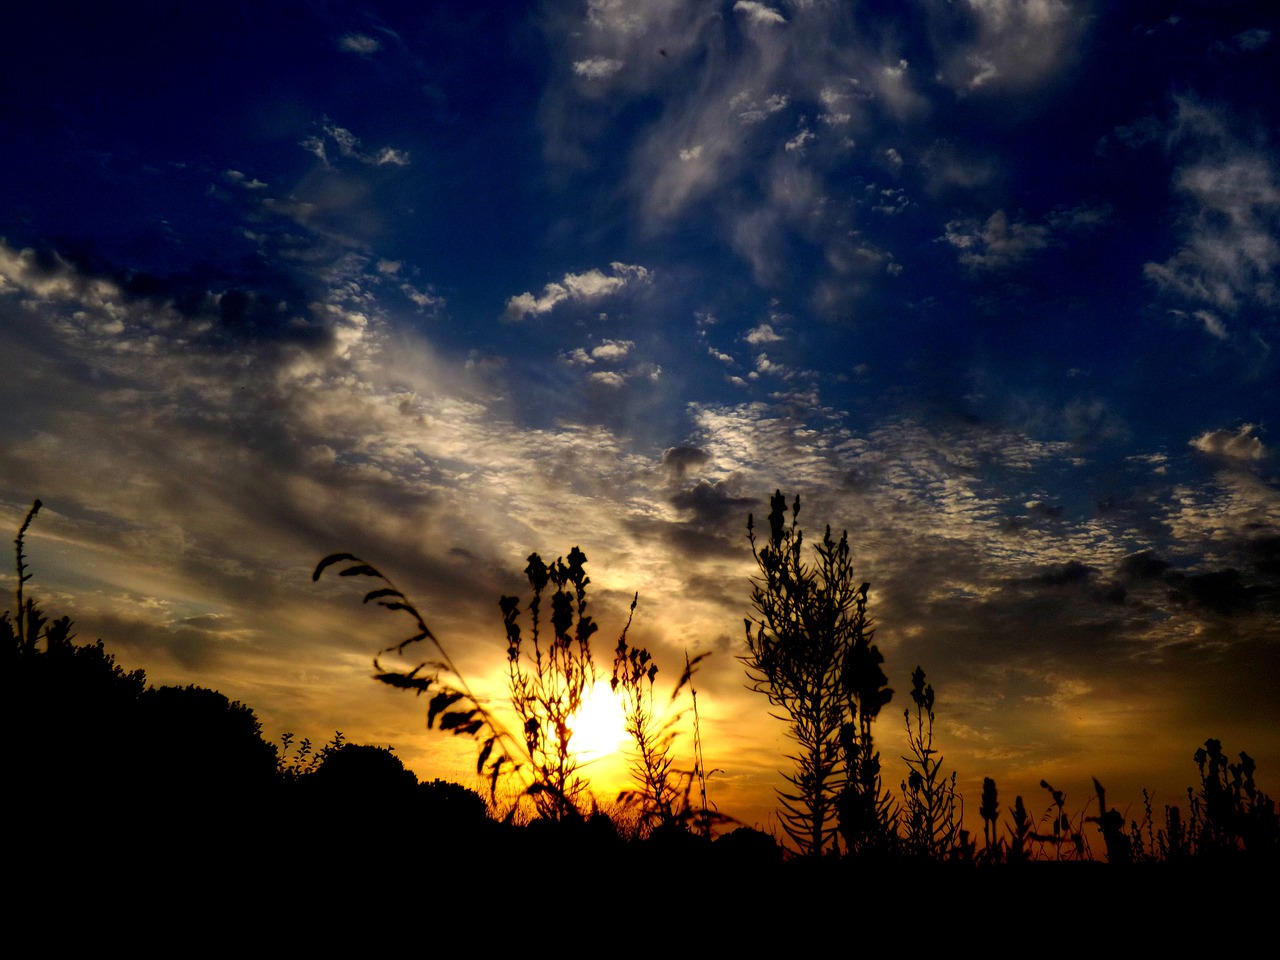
[313,553,360,581]
[428,691,464,728]
[477,738,495,775]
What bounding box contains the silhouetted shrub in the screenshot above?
[742,491,893,857]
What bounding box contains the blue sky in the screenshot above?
[3,1,1278,833]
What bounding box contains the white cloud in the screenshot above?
[373,147,411,167]
[941,210,1050,269]
[338,33,382,56]
[1193,310,1228,340]
[573,57,625,79]
[733,2,787,27]
[589,370,627,387]
[400,283,444,312]
[224,170,267,190]
[302,124,410,168]
[1190,424,1267,461]
[591,339,635,361]
[1144,100,1280,314]
[733,91,790,125]
[504,263,652,319]
[745,323,783,345]
[931,0,1083,93]
[785,129,815,153]
[876,59,928,118]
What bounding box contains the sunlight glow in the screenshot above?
[569,679,630,760]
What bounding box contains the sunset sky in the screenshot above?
[3,1,1278,837]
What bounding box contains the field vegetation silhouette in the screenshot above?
[8,495,1278,906]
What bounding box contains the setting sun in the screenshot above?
[569,679,630,761]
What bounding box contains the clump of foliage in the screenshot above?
[900,666,962,859]
[1123,738,1278,863]
[742,491,893,857]
[277,731,345,782]
[1086,777,1131,864]
[1006,792,1033,863]
[1037,779,1087,860]
[316,545,639,820]
[610,627,710,835]
[502,548,619,819]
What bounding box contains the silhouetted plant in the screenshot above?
[610,623,708,834]
[686,650,718,839]
[277,731,345,782]
[1183,738,1277,859]
[316,545,638,820]
[979,776,1001,861]
[900,666,961,859]
[1007,793,1032,863]
[315,551,527,808]
[837,605,896,856]
[503,548,616,820]
[7,500,76,657]
[1086,778,1131,864]
[742,491,892,858]
[1037,779,1087,860]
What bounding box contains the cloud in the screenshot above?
[733,2,787,27]
[744,323,783,345]
[399,283,444,313]
[1143,99,1280,315]
[590,339,634,361]
[1232,28,1271,53]
[1193,310,1228,340]
[338,33,382,56]
[930,0,1084,93]
[589,370,627,388]
[301,123,410,168]
[921,140,998,194]
[573,57,624,79]
[504,262,651,319]
[941,210,1051,269]
[8,235,1276,827]
[1189,424,1267,461]
[875,59,928,119]
[224,169,267,190]
[785,129,815,153]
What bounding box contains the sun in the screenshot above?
[569,678,630,760]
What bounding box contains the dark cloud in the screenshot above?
[1167,568,1252,617]
[1117,550,1172,583]
[1024,560,1098,588]
[670,479,755,527]
[662,445,710,480]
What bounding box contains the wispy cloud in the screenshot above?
[338,33,381,56]
[573,57,624,79]
[941,210,1051,269]
[931,0,1085,93]
[733,2,787,28]
[1144,98,1280,315]
[301,123,410,167]
[504,263,652,319]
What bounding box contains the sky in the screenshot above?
[2,1,1278,838]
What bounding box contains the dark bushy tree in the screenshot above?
[742,491,893,857]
